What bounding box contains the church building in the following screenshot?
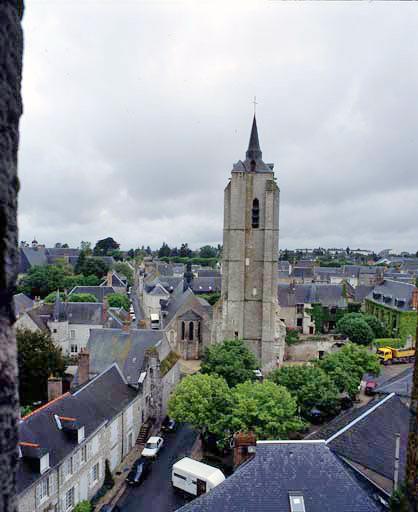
[217,116,285,370]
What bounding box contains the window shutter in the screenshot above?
[35,482,41,507]
[87,440,92,459]
[74,483,79,505]
[73,450,80,472]
[49,472,56,496]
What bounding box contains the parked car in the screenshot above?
[126,457,152,486]
[365,380,377,396]
[161,416,176,433]
[142,436,164,458]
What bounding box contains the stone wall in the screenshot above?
[0,2,24,511]
[284,339,344,362]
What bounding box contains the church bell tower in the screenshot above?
[220,116,285,369]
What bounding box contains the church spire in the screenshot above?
[246,115,262,161]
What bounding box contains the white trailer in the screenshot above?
[172,457,225,496]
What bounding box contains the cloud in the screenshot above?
[18,1,418,252]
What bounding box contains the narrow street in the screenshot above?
[116,424,198,512]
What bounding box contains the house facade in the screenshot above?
[17,364,144,512]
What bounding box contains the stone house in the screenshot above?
[162,288,212,360]
[17,362,144,512]
[278,283,348,334]
[87,327,180,420]
[365,279,418,341]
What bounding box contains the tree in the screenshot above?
[113,261,134,286]
[107,293,130,312]
[127,249,135,259]
[44,291,66,303]
[199,245,217,259]
[200,339,258,388]
[337,312,386,340]
[67,293,97,303]
[19,265,72,298]
[73,502,92,512]
[179,243,192,258]
[363,314,387,338]
[93,237,120,256]
[17,329,66,405]
[158,242,171,258]
[230,381,305,439]
[336,313,374,345]
[317,343,380,398]
[168,374,232,438]
[61,243,69,248]
[270,365,340,418]
[76,257,109,279]
[80,241,92,254]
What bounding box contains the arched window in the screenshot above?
[189,321,194,341]
[181,321,185,340]
[252,198,260,228]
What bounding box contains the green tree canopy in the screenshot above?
[106,293,130,312]
[93,237,120,256]
[336,313,374,345]
[44,291,66,303]
[230,381,305,439]
[363,314,387,338]
[317,343,380,398]
[17,328,66,405]
[19,265,72,298]
[113,261,134,286]
[200,339,258,388]
[270,365,340,417]
[158,242,171,258]
[199,245,218,258]
[75,256,109,279]
[168,374,232,438]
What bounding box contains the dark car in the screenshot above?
[161,416,177,433]
[365,380,377,396]
[126,457,152,486]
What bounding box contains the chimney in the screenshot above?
[107,270,113,287]
[233,431,256,469]
[47,376,63,402]
[78,348,90,386]
[102,297,108,324]
[122,318,131,333]
[412,288,418,310]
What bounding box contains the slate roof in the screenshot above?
[353,285,375,302]
[17,364,136,495]
[68,286,117,302]
[161,288,195,326]
[177,441,381,512]
[366,279,416,311]
[100,271,127,288]
[13,293,34,317]
[191,276,221,293]
[87,328,166,383]
[19,247,48,273]
[149,283,170,296]
[278,283,347,308]
[196,269,221,278]
[61,302,104,325]
[307,394,410,484]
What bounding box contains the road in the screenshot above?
[116,424,198,512]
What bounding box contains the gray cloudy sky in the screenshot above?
[19,1,418,252]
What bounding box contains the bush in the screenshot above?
[285,328,300,345]
[73,501,92,512]
[373,338,404,349]
[107,293,130,312]
[160,351,180,376]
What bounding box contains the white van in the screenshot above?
[150,313,160,330]
[172,457,225,496]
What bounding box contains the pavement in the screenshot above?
[116,423,198,512]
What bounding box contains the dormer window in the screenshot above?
[289,492,305,512]
[77,426,85,444]
[252,198,260,228]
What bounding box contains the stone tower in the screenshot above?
[220,116,285,370]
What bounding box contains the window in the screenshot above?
[81,445,87,464]
[65,457,73,479]
[38,478,49,502]
[53,328,57,333]
[91,462,99,485]
[173,472,187,480]
[126,405,133,428]
[65,487,75,511]
[181,321,185,340]
[296,304,304,314]
[70,330,75,340]
[91,436,99,456]
[70,344,78,354]
[111,420,118,445]
[189,321,194,341]
[296,318,303,328]
[252,198,260,228]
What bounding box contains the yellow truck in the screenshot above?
[376,346,415,365]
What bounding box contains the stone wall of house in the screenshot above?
[161,362,181,416]
[14,313,41,332]
[284,339,344,362]
[0,2,24,510]
[18,394,143,512]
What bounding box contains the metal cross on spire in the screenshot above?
[252,96,258,115]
